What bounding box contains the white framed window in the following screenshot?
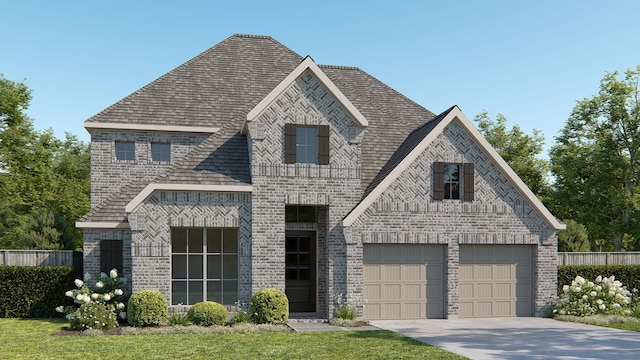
[171,227,238,305]
[115,141,135,161]
[151,142,171,162]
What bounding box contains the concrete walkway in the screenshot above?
[372,317,640,360]
[287,320,378,332]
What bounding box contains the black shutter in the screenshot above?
[434,162,445,200]
[100,240,123,274]
[463,163,475,201]
[285,124,296,164]
[318,125,330,165]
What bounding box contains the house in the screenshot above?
[76,34,564,320]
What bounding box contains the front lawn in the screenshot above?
[555,314,640,332]
[0,318,466,359]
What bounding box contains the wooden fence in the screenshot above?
[0,249,81,267]
[558,252,640,265]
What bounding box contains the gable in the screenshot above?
[343,106,564,230]
[243,56,368,134]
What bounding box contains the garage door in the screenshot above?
[459,245,534,318]
[363,244,445,320]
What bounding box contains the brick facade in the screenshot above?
[89,130,209,206]
[350,120,558,317]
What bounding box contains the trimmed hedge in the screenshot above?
[127,290,168,326]
[0,266,75,318]
[250,288,289,324]
[558,265,640,294]
[188,301,228,326]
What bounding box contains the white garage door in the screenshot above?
[363,244,445,320]
[459,245,534,318]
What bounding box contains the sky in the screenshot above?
[2,0,640,157]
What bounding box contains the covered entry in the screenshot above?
[363,244,445,320]
[459,245,534,317]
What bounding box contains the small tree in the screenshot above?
[558,220,590,252]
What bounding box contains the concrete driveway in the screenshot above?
[371,317,640,360]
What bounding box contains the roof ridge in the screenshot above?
[232,34,273,39]
[319,64,361,71]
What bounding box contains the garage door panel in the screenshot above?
[363,244,445,320]
[460,245,534,318]
[402,264,425,281]
[363,283,380,300]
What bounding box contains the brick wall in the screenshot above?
[89,130,209,207]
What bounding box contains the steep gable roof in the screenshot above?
[77,34,443,226]
[342,106,565,230]
[243,56,368,132]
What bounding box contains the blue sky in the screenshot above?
[2,0,639,156]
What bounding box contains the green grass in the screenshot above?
[555,314,640,332]
[0,318,466,360]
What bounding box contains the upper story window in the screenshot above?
[151,142,171,162]
[115,141,135,161]
[434,162,474,201]
[284,124,329,165]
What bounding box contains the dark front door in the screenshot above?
[285,231,316,312]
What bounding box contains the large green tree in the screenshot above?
[474,111,550,198]
[0,74,89,250]
[550,66,640,251]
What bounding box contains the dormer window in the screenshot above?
[115,141,135,161]
[284,124,329,165]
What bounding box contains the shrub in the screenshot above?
[69,301,118,330]
[0,266,75,318]
[250,288,289,324]
[127,290,168,326]
[558,265,640,295]
[552,275,632,317]
[188,301,228,326]
[333,294,356,320]
[56,268,127,330]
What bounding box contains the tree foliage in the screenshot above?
[557,219,590,252]
[550,66,640,251]
[474,111,550,197]
[0,74,89,250]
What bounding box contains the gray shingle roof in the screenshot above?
[82,34,444,224]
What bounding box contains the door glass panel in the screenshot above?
[299,238,310,252]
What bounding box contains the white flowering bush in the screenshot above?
[552,275,632,317]
[56,268,127,330]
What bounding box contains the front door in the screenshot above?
[285,231,316,312]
